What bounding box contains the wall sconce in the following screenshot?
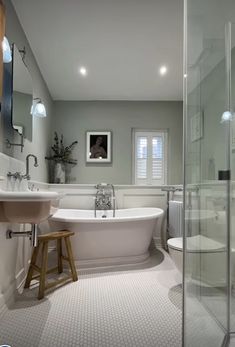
[31,98,47,118]
[2,36,12,63]
[221,111,234,123]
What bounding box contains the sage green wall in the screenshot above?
[53,101,183,184]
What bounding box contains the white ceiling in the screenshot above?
[12,0,183,101]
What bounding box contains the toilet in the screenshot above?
[167,235,226,285]
[167,235,225,269]
[167,237,183,272]
[166,204,226,285]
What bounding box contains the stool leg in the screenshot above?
[38,241,48,300]
[57,238,63,274]
[25,243,40,289]
[64,237,78,282]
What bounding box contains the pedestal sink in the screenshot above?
[0,190,60,223]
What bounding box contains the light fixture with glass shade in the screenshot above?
[2,36,12,63]
[221,110,234,123]
[31,98,47,118]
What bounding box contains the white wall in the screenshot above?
[53,101,183,185]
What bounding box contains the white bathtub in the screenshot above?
[49,207,163,268]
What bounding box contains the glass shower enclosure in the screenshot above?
[183,0,235,345]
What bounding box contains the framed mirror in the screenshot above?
[12,44,33,141]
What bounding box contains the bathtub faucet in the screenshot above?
[94,183,116,218]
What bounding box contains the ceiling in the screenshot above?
[12,0,184,101]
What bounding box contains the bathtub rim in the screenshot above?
[50,207,164,223]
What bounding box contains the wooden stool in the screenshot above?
[25,230,78,300]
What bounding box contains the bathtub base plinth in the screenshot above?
[76,252,150,270]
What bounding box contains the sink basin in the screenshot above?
[0,190,61,223]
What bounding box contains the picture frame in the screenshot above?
[86,131,112,163]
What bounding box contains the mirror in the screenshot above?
[12,44,33,141]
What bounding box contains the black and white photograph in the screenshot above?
[86,131,111,162]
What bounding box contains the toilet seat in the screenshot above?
[167,237,182,251]
[167,235,225,253]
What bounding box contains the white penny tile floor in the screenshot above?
[0,248,182,347]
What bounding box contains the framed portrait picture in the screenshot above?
[86,131,112,163]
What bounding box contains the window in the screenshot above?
[133,130,168,185]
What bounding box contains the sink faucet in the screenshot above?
[24,154,39,180]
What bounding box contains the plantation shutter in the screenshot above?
[136,136,148,183]
[134,131,167,185]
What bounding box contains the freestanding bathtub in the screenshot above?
[49,207,164,268]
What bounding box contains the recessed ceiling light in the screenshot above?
[79,66,87,76]
[159,65,168,76]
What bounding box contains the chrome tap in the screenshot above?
[7,171,23,180]
[23,154,39,180]
[94,183,116,218]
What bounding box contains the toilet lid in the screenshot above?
[167,235,225,253]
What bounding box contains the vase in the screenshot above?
[54,162,66,184]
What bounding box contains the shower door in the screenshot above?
[183,0,232,346]
[230,22,235,334]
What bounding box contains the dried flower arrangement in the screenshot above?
[45,132,78,164]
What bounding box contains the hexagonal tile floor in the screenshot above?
[0,248,182,347]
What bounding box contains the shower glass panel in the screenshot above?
[183,0,231,345]
[231,22,235,333]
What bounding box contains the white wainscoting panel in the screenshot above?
[0,153,31,315]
